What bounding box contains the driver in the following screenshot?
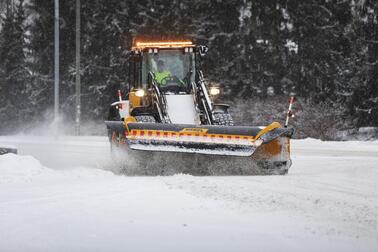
[155,60,172,86]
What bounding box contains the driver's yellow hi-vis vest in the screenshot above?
[155,71,171,85]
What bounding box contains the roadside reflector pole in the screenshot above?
[285,96,295,128]
[117,90,123,110]
[118,90,123,102]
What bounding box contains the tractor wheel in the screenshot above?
[213,112,234,126]
[135,115,156,123]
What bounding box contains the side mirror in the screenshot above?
[198,46,208,57]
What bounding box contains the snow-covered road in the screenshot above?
[0,136,377,251]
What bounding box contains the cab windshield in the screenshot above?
[142,49,195,93]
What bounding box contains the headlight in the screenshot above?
[135,89,145,97]
[209,87,220,96]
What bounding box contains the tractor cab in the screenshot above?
[142,48,195,94]
[124,40,214,124]
[115,39,225,125]
[128,40,198,95]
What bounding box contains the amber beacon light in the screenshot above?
[134,41,193,49]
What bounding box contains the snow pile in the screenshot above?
[0,154,113,184]
[0,154,55,184]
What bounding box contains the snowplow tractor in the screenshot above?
[105,39,294,175]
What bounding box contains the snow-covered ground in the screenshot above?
[0,136,377,251]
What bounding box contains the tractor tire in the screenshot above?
[135,115,156,123]
[213,112,234,126]
[161,118,172,124]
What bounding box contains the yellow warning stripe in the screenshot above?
[126,129,255,143]
[124,121,282,143]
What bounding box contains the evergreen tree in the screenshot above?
[26,0,55,124]
[0,0,377,134]
[350,0,378,126]
[0,0,30,133]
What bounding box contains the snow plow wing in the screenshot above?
[124,121,292,156]
[105,120,294,175]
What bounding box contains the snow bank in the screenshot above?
[0,137,378,251]
[294,137,378,154]
[336,127,378,141]
[0,154,113,184]
[0,154,54,183]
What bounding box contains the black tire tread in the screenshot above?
[213,112,234,126]
[135,115,156,123]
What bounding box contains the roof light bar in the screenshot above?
[134,41,193,48]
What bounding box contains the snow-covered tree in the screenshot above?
[0,0,377,135]
[0,0,31,133]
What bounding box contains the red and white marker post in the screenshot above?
[117,90,123,110]
[285,96,295,128]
